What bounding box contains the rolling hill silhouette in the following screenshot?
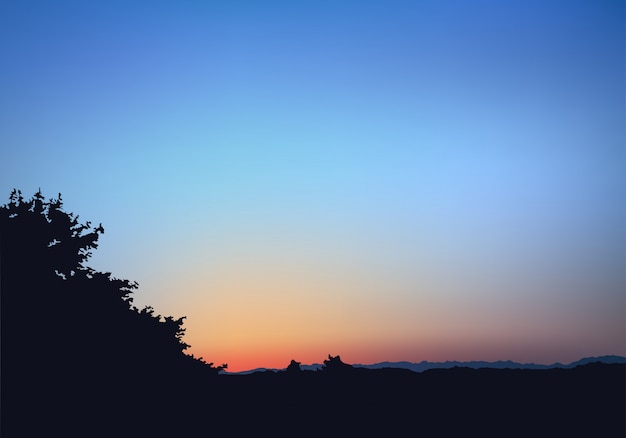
[226,354,626,374]
[2,190,624,437]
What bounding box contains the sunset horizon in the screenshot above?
[6,186,623,374]
[2,0,624,376]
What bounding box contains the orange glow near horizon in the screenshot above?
[186,309,623,373]
[141,247,626,373]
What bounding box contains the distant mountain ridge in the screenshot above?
[224,355,625,375]
[352,355,626,373]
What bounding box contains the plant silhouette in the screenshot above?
[1,189,225,435]
[285,359,302,373]
[322,354,353,373]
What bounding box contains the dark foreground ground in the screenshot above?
[3,362,624,437]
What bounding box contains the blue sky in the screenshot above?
[1,0,624,371]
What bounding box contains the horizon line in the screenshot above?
[221,354,626,374]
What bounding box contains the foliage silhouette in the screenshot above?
[1,189,225,436]
[321,354,353,373]
[285,359,302,373]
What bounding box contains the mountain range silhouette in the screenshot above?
[226,354,626,374]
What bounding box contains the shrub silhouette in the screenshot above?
[322,354,353,372]
[285,359,302,373]
[1,189,225,434]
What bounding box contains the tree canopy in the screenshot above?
[1,189,225,435]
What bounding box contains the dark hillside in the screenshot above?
[198,361,624,437]
[3,359,623,436]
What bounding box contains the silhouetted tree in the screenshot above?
[322,354,353,373]
[285,359,302,373]
[1,189,225,435]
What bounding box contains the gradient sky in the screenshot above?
[1,0,624,372]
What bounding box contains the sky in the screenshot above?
[1,0,624,372]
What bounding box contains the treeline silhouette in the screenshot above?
[2,190,624,437]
